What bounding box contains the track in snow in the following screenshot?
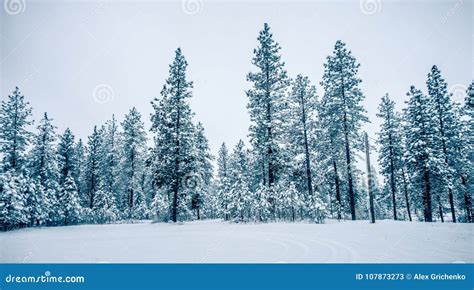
[1,219,472,263]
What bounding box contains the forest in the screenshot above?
[0,23,472,231]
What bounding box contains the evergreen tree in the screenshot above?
[246,23,290,216]
[151,188,169,221]
[0,171,29,229]
[121,107,147,218]
[29,113,58,186]
[320,40,368,220]
[460,82,473,222]
[57,128,78,186]
[101,115,121,209]
[427,65,462,222]
[376,94,404,220]
[75,139,87,199]
[228,140,251,221]
[29,113,59,224]
[317,98,345,220]
[151,48,196,222]
[58,174,82,225]
[216,143,231,220]
[404,86,443,222]
[191,122,213,219]
[0,87,33,172]
[94,189,118,223]
[287,75,318,198]
[84,126,103,209]
[24,177,47,226]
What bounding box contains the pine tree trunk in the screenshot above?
[438,98,456,223]
[422,166,433,222]
[129,188,134,219]
[333,159,342,220]
[300,93,313,197]
[438,195,444,223]
[448,187,456,223]
[364,133,375,224]
[171,105,181,223]
[461,175,472,223]
[401,168,412,222]
[341,98,356,220]
[388,131,398,220]
[344,129,356,220]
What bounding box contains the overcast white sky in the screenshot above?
[1,0,472,162]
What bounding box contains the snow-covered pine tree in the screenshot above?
[24,177,48,226]
[101,115,122,212]
[459,82,473,222]
[399,136,413,222]
[228,140,251,221]
[427,65,463,222]
[0,171,29,229]
[150,48,196,222]
[0,87,33,173]
[274,179,305,221]
[58,174,82,225]
[216,142,231,220]
[404,85,443,222]
[246,23,290,217]
[29,112,59,224]
[376,94,404,220]
[121,107,147,219]
[84,126,103,209]
[57,128,78,186]
[74,139,87,200]
[151,187,169,221]
[317,97,346,220]
[320,40,368,221]
[253,184,272,222]
[190,122,213,220]
[287,74,318,199]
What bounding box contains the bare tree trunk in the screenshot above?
[422,166,433,222]
[461,175,472,222]
[401,167,412,221]
[437,195,444,223]
[364,133,375,223]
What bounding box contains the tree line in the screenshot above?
[0,23,472,230]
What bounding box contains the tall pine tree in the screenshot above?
[151,48,196,222]
[404,86,443,222]
[376,94,404,220]
[320,40,368,220]
[121,107,147,218]
[246,23,289,217]
[0,87,33,172]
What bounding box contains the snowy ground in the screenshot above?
[0,220,472,263]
